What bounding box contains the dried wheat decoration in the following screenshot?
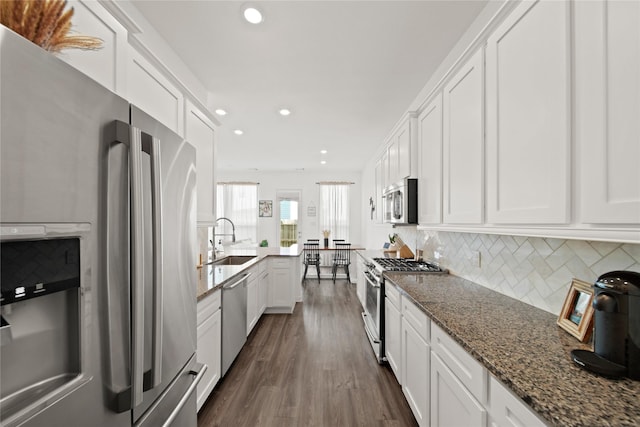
[0,0,102,52]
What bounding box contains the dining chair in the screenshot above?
[331,239,345,261]
[332,242,351,283]
[303,242,321,282]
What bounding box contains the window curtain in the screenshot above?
[216,183,257,243]
[319,184,350,241]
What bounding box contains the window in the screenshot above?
[216,183,257,243]
[319,184,350,240]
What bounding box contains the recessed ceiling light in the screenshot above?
[320,160,327,165]
[279,108,291,116]
[234,129,243,135]
[243,7,263,24]
[215,109,227,116]
[320,150,327,154]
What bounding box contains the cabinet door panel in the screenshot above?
[63,1,127,94]
[397,120,412,180]
[127,50,184,135]
[431,352,486,427]
[388,142,399,186]
[259,270,269,315]
[431,322,486,402]
[385,297,402,381]
[443,49,484,224]
[196,309,221,411]
[382,151,390,190]
[186,101,216,224]
[374,159,383,223]
[246,275,259,335]
[486,0,570,224]
[402,319,429,427]
[418,94,443,224]
[489,376,546,427]
[576,0,640,224]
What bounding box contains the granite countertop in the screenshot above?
[196,245,302,301]
[384,272,640,427]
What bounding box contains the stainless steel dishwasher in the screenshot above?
[221,273,250,376]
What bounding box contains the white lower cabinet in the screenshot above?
[488,376,546,427]
[386,294,550,427]
[431,323,487,401]
[356,255,366,308]
[259,266,268,315]
[266,257,300,313]
[431,352,487,427]
[402,317,429,427]
[196,290,221,411]
[385,293,402,381]
[246,269,259,336]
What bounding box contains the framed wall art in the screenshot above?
[259,200,273,217]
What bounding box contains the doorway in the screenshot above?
[276,190,301,247]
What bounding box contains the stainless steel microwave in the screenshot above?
[383,178,418,224]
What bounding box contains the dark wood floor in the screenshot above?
[197,279,418,427]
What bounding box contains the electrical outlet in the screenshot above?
[471,251,481,268]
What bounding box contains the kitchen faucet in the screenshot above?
[212,217,236,260]
[214,217,236,242]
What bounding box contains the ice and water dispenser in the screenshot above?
[0,237,83,424]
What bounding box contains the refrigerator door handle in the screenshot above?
[161,364,207,427]
[129,125,146,408]
[142,132,164,389]
[133,362,207,427]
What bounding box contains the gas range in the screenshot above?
[371,258,448,274]
[361,256,447,364]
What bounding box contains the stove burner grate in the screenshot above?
[372,258,448,273]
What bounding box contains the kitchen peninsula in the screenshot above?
[196,245,302,302]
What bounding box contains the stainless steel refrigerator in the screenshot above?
[0,26,205,426]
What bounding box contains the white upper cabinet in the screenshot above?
[418,93,443,225]
[575,0,640,225]
[397,118,412,181]
[486,0,570,224]
[442,49,484,224]
[374,159,383,223]
[185,100,217,224]
[386,116,416,186]
[127,49,184,136]
[388,138,400,187]
[381,150,390,191]
[60,1,127,95]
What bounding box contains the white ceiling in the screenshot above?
[130,1,488,171]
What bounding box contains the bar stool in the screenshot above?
[332,242,351,283]
[303,242,321,282]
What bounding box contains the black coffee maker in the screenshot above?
[571,270,640,379]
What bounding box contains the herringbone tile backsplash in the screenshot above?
[413,231,640,315]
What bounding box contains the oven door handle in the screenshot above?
[362,312,380,344]
[364,271,381,288]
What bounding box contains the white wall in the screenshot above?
[217,170,362,247]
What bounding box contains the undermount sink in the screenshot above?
[210,255,257,266]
